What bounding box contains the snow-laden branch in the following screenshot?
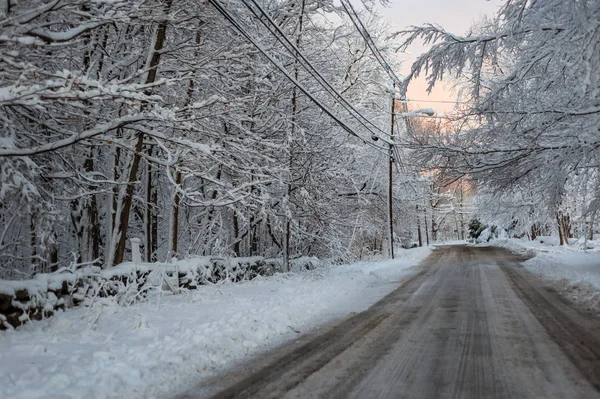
[396,23,567,95]
[0,115,152,157]
[0,73,167,106]
[27,22,106,43]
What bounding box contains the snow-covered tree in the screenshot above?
[1,0,419,277]
[399,0,600,242]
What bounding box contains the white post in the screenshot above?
[130,237,142,265]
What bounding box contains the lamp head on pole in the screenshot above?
[413,108,435,117]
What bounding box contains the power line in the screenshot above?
[206,0,389,154]
[404,98,466,104]
[338,0,430,222]
[240,0,392,142]
[339,0,403,87]
[339,0,415,138]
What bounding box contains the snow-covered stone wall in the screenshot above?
[0,256,322,330]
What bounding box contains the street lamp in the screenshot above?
[396,108,436,118]
[382,94,434,259]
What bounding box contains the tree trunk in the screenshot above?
[564,213,572,240]
[557,211,570,246]
[284,217,291,271]
[266,215,282,250]
[110,0,173,266]
[84,148,101,262]
[171,169,182,254]
[145,154,151,262]
[416,205,423,247]
[111,131,122,231]
[48,241,58,273]
[557,214,565,246]
[453,211,460,241]
[233,211,241,257]
[111,135,145,265]
[248,171,259,256]
[151,180,158,260]
[202,166,222,254]
[248,215,257,256]
[424,210,430,246]
[70,199,83,264]
[145,146,157,262]
[30,213,37,272]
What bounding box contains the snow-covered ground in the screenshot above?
[0,247,430,399]
[489,237,600,309]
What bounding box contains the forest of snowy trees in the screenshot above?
[0,0,598,279]
[0,0,466,279]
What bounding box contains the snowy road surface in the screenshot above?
[183,245,600,399]
[0,248,430,399]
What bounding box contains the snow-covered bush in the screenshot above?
[475,225,508,243]
[468,219,486,240]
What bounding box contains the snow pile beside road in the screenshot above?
[524,252,600,290]
[0,247,430,399]
[490,238,600,309]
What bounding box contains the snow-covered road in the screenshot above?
[0,247,430,399]
[184,245,600,399]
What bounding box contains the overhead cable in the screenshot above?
[241,0,392,142]
[339,0,415,138]
[207,0,389,154]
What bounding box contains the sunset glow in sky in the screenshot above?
[377,0,504,114]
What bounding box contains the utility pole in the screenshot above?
[388,83,396,259]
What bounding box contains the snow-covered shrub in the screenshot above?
[468,219,486,240]
[476,225,509,243]
[290,256,324,272]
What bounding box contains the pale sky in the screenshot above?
[376,0,504,114]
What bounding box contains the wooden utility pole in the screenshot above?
[388,84,396,259]
[424,207,430,245]
[283,0,307,272]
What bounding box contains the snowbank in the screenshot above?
[0,255,312,330]
[0,247,431,399]
[487,237,600,309]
